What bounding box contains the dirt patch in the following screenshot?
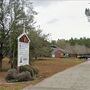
[33,58,85,80]
[0,72,6,80]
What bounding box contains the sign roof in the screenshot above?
[18,33,30,43]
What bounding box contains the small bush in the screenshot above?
[16,71,32,82]
[5,69,17,82]
[19,65,32,72]
[5,65,39,82]
[19,65,39,79]
[30,66,39,75]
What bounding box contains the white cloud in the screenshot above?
[34,1,90,40]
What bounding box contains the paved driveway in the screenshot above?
[23,61,90,90]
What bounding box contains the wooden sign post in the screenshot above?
[17,33,30,67]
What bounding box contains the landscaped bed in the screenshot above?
[0,58,85,90]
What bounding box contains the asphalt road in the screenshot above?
[23,60,90,90]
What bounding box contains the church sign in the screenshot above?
[18,33,30,67]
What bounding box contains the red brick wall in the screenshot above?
[55,50,64,58]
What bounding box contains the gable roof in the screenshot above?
[18,33,30,42]
[52,47,66,54]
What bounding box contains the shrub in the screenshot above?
[30,66,39,75]
[19,65,32,72]
[16,71,32,82]
[5,65,39,82]
[5,69,17,82]
[19,65,39,79]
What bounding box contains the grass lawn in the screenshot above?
[0,58,85,90]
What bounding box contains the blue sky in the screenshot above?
[31,0,90,40]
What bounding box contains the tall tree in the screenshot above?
[57,39,67,49]
[0,0,10,70]
[8,0,37,67]
[0,0,37,68]
[29,29,51,59]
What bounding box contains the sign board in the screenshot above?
[18,33,30,67]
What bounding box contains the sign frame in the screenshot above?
[17,33,30,67]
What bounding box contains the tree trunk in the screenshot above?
[9,58,13,68]
[0,54,3,71]
[0,43,3,71]
[35,56,37,60]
